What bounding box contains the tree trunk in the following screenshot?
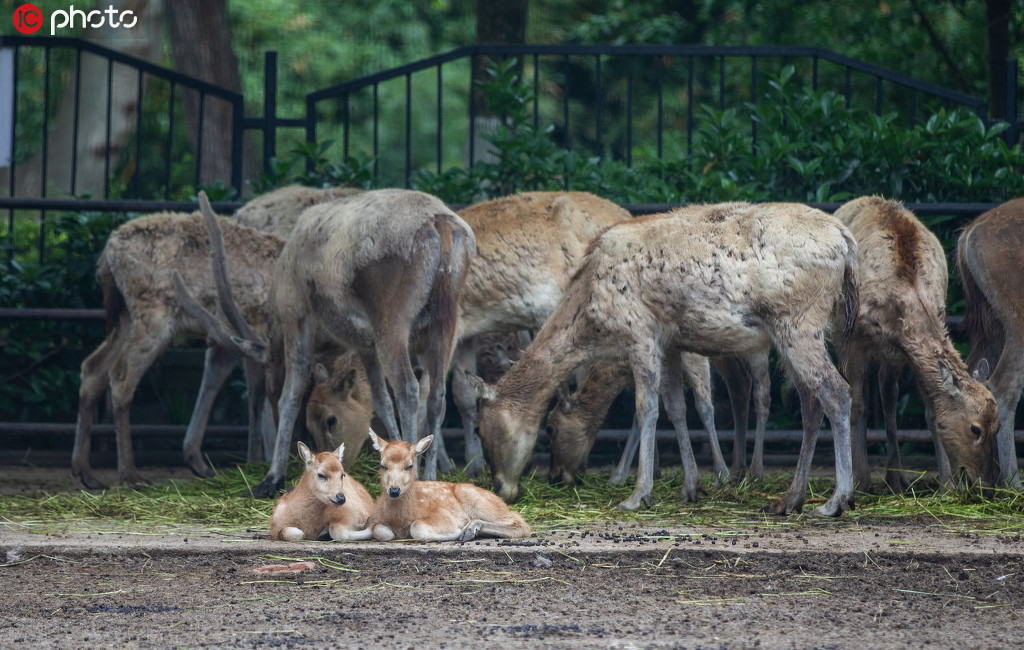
[167,0,246,190]
[986,0,1011,119]
[470,0,528,166]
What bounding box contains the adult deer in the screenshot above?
[182,185,352,478]
[834,196,998,491]
[546,351,771,495]
[222,189,475,496]
[449,192,631,475]
[72,210,280,489]
[957,197,1024,489]
[471,202,859,516]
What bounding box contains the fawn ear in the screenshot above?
[413,435,434,456]
[368,428,384,452]
[464,371,496,403]
[297,441,314,466]
[335,443,345,464]
[313,363,330,385]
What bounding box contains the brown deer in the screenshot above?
[957,197,1024,489]
[449,192,631,475]
[269,441,374,541]
[547,351,771,494]
[72,210,281,489]
[470,202,859,516]
[182,186,350,478]
[366,431,530,542]
[223,189,475,496]
[833,196,998,491]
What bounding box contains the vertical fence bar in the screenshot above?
[134,69,143,198]
[750,55,757,154]
[405,73,412,188]
[342,92,350,162]
[436,64,442,175]
[468,54,476,167]
[687,55,694,154]
[718,55,725,109]
[70,49,82,196]
[533,53,539,132]
[194,93,205,190]
[1006,58,1019,146]
[6,46,17,268]
[231,94,243,194]
[304,95,316,174]
[40,46,51,263]
[103,59,113,198]
[626,56,633,167]
[594,54,602,153]
[373,83,379,179]
[562,53,569,189]
[656,54,663,160]
[165,81,175,199]
[263,51,277,175]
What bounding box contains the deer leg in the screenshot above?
[619,346,662,511]
[72,336,120,489]
[457,516,531,543]
[922,403,953,489]
[243,358,267,464]
[415,365,454,473]
[182,344,240,477]
[986,333,1024,489]
[844,347,871,491]
[748,350,771,481]
[715,356,752,476]
[451,340,485,476]
[662,353,700,502]
[879,363,910,493]
[609,416,640,486]
[253,318,314,498]
[360,352,401,442]
[681,352,728,482]
[108,319,174,488]
[768,380,823,515]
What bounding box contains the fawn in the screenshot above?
[269,442,373,541]
[366,431,531,542]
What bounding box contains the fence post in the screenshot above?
[1006,58,1019,147]
[231,96,243,195]
[263,50,278,175]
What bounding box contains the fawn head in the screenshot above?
[297,441,349,506]
[369,429,433,499]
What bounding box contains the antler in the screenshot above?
[172,270,269,364]
[197,191,268,355]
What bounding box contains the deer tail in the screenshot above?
[956,226,1000,344]
[98,255,124,337]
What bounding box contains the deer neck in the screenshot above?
[898,303,967,405]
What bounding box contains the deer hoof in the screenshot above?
[457,522,481,543]
[765,494,804,516]
[185,454,215,479]
[75,471,108,491]
[249,476,284,498]
[811,493,855,518]
[121,472,150,489]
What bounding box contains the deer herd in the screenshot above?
[69,183,1022,542]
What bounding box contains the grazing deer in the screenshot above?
[449,192,631,475]
[182,185,351,478]
[366,431,530,542]
[471,202,859,516]
[957,197,1024,489]
[269,441,374,541]
[223,189,475,496]
[72,210,281,489]
[834,196,998,491]
[547,351,771,494]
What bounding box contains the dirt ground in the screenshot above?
[2,466,1023,649]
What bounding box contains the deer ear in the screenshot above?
[297,441,314,466]
[335,443,345,463]
[464,371,496,403]
[973,358,991,383]
[368,429,384,452]
[494,344,514,373]
[555,382,572,413]
[336,368,359,397]
[314,363,330,385]
[939,361,962,398]
[413,435,434,456]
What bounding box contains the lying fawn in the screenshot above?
[366,431,530,543]
[269,442,373,541]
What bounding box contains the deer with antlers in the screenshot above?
[833,196,998,492]
[470,202,860,516]
[957,197,1024,489]
[72,208,281,489]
